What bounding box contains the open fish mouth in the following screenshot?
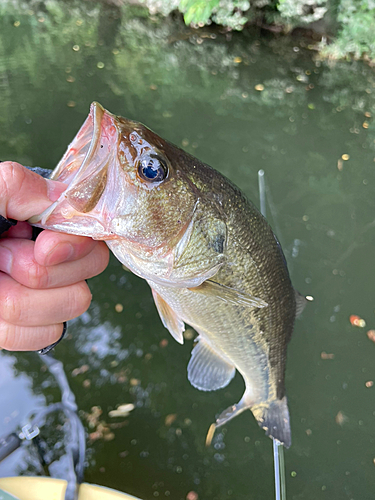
[29,102,119,238]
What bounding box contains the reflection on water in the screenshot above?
[1,1,375,499]
[0,353,46,477]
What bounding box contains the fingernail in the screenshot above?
[0,246,13,274]
[44,242,74,266]
[46,179,67,202]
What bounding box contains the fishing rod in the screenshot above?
[258,170,287,500]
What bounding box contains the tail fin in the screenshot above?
[252,397,291,448]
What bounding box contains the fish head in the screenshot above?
[30,102,198,257]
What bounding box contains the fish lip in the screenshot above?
[67,101,105,181]
[29,102,113,226]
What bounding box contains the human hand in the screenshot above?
[0,161,110,351]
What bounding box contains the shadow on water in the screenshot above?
[0,1,375,499]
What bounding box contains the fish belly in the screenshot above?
[148,281,291,447]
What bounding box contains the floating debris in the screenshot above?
[118,403,135,413]
[186,492,198,500]
[159,338,168,348]
[337,158,343,171]
[183,328,195,340]
[365,381,373,388]
[108,404,134,418]
[205,423,216,447]
[254,84,264,91]
[321,352,335,360]
[349,315,366,327]
[367,330,375,342]
[165,413,177,427]
[71,364,89,376]
[335,411,348,426]
[233,57,242,63]
[97,62,105,69]
[108,411,126,419]
[103,432,115,441]
[67,101,76,108]
[72,45,80,52]
[341,154,350,161]
[115,303,123,313]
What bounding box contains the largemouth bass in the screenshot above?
[30,102,306,447]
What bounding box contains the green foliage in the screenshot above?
[141,0,375,60]
[142,0,251,30]
[180,0,220,25]
[277,0,328,24]
[321,0,375,60]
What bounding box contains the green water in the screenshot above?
[1,2,375,499]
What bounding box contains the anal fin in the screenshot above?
[151,289,185,344]
[188,336,235,391]
[215,399,248,428]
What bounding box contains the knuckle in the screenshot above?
[0,286,22,324]
[26,262,49,289]
[0,162,25,207]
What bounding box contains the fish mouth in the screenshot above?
[29,102,119,237]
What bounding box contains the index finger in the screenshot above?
[0,162,66,221]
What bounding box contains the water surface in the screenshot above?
[0,2,375,499]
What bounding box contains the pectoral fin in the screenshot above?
[189,280,268,309]
[170,217,227,286]
[151,289,185,344]
[188,336,235,391]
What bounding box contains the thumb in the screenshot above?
[0,162,66,221]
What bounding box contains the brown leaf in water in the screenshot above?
[165,414,177,426]
[321,352,335,360]
[335,411,348,426]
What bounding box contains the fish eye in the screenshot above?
[138,154,168,183]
